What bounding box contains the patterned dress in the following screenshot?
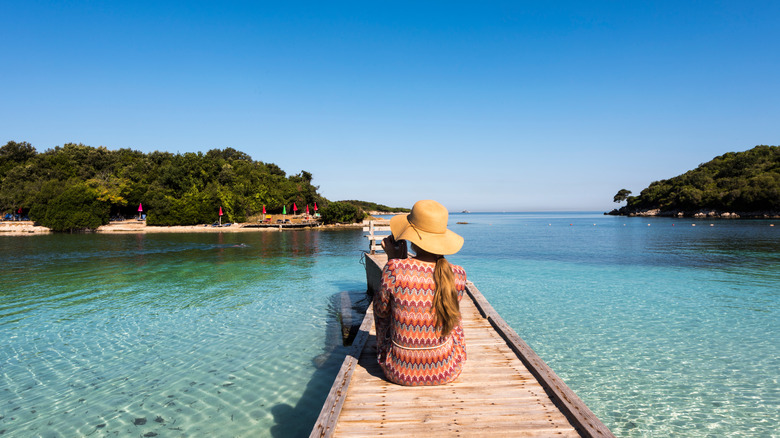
[374,257,467,386]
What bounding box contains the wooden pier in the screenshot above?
[311,253,614,437]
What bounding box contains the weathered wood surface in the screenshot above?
[312,253,614,438]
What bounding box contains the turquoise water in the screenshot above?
[1,214,778,437]
[0,230,368,437]
[448,213,779,437]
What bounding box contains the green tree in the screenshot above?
[29,182,110,231]
[340,200,411,213]
[320,201,366,224]
[0,141,36,176]
[613,189,632,204]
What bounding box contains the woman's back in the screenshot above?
[374,257,467,386]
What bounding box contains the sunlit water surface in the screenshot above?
[1,230,367,437]
[1,213,778,437]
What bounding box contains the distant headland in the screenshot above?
[607,145,779,218]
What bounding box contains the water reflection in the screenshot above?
[0,230,364,327]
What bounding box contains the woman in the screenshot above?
[374,199,467,386]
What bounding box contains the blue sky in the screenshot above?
[2,1,778,211]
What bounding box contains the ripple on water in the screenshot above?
[2,220,778,437]
[0,231,364,437]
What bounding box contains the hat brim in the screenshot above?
[390,213,464,255]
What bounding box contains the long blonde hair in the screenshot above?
[432,256,460,337]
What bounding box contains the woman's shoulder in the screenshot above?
[387,257,462,274]
[450,262,466,275]
[449,263,467,283]
[385,257,408,269]
[385,257,439,275]
[384,257,416,273]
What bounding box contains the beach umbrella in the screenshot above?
[138,203,143,212]
[313,202,318,211]
[283,205,287,215]
[306,204,310,215]
[262,205,266,215]
[293,202,298,214]
[219,206,223,216]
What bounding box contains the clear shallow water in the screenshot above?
[447,213,779,438]
[1,214,778,437]
[1,230,368,437]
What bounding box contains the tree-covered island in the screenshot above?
[609,145,779,218]
[0,141,406,231]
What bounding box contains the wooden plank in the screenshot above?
[333,421,582,437]
[340,399,565,411]
[342,381,547,394]
[362,226,391,232]
[335,429,579,438]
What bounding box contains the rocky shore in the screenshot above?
[605,208,780,219]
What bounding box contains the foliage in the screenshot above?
[320,201,366,224]
[28,182,110,232]
[613,189,632,204]
[0,141,36,177]
[623,145,779,212]
[0,142,327,230]
[340,200,411,213]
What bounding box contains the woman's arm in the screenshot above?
[374,262,396,361]
[381,235,407,260]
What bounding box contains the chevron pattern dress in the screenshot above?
[374,258,467,386]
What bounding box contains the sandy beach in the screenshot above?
[0,219,367,235]
[0,221,52,235]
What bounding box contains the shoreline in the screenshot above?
[605,208,780,218]
[0,220,365,236]
[0,221,53,235]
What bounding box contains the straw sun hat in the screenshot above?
[390,200,464,256]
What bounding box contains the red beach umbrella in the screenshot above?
[18,207,22,214]
[138,203,143,212]
[293,203,298,213]
[262,205,266,214]
[219,206,223,216]
[313,202,318,211]
[306,204,310,215]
